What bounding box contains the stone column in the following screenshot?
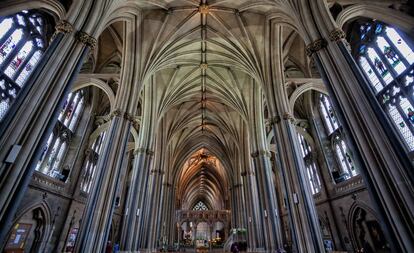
[75,13,142,251]
[263,23,325,253]
[301,2,414,250]
[247,82,284,251]
[0,20,95,248]
[120,83,158,251]
[251,150,284,251]
[309,31,414,252]
[119,147,154,249]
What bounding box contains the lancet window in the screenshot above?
[297,133,321,194]
[0,10,50,121]
[193,201,209,211]
[356,22,414,153]
[35,90,86,181]
[80,130,106,193]
[319,94,357,182]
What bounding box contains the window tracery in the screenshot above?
[0,10,50,120]
[297,132,321,194]
[319,94,357,182]
[35,90,86,182]
[80,130,106,193]
[193,201,208,211]
[356,22,414,153]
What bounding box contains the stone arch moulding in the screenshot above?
[336,4,414,35]
[72,77,116,112]
[288,81,328,114]
[347,201,382,251]
[8,201,52,252]
[0,0,65,21]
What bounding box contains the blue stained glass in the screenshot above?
[5,41,33,79]
[16,15,25,26]
[375,24,383,34]
[0,29,23,64]
[16,50,41,86]
[0,18,13,41]
[359,45,366,55]
[386,27,414,64]
[360,24,372,40]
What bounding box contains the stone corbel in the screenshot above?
[282,112,295,123]
[150,169,164,175]
[54,20,73,34]
[305,38,327,57]
[328,28,346,42]
[51,20,74,42]
[241,170,255,176]
[76,31,97,51]
[269,115,281,125]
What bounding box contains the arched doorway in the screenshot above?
[350,206,390,252]
[4,206,50,253]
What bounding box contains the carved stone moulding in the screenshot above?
[306,38,327,56]
[76,31,97,51]
[329,28,346,42]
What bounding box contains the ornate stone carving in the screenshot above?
[306,38,327,56]
[76,31,97,51]
[199,4,209,14]
[329,28,346,42]
[200,63,208,69]
[283,112,295,123]
[269,115,281,125]
[251,150,271,158]
[55,20,74,34]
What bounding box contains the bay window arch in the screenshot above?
[80,129,107,193]
[318,93,358,182]
[350,20,414,156]
[35,89,86,181]
[297,132,322,194]
[0,10,53,121]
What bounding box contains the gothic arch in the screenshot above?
[336,4,414,35]
[73,78,116,112]
[347,202,388,252]
[0,0,65,20]
[289,82,328,113]
[9,202,52,252]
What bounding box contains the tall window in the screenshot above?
[297,133,321,194]
[193,201,208,211]
[35,90,86,181]
[356,22,414,153]
[0,10,50,121]
[319,94,357,182]
[80,130,106,193]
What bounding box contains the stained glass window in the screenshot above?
[319,94,358,182]
[80,130,107,193]
[193,201,209,211]
[298,133,321,194]
[35,90,86,182]
[356,21,414,153]
[319,94,339,134]
[0,10,50,122]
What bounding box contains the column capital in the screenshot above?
[241,170,255,176]
[76,31,97,51]
[55,20,74,34]
[251,150,271,158]
[269,115,281,125]
[282,112,295,123]
[306,38,327,56]
[134,147,155,156]
[150,169,164,175]
[110,109,138,124]
[328,28,346,42]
